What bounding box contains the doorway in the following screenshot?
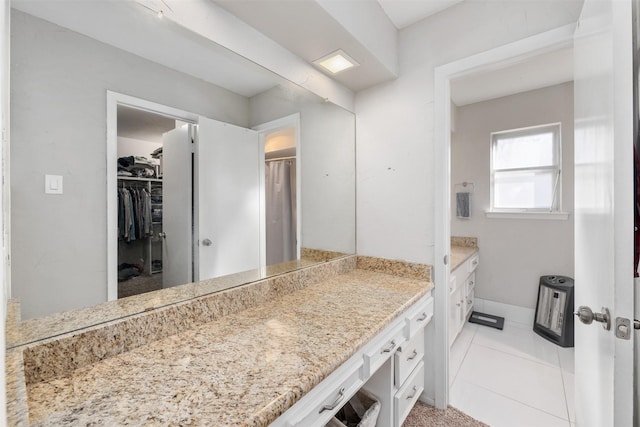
[432,25,576,414]
[115,105,176,298]
[107,92,199,301]
[447,80,575,425]
[107,92,268,300]
[254,113,302,265]
[264,127,297,265]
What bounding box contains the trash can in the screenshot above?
[533,275,574,347]
[325,389,380,427]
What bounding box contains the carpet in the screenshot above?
[403,401,489,427]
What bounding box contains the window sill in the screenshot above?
[485,211,570,220]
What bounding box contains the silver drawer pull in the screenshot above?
[381,340,396,354]
[469,281,474,286]
[472,259,478,266]
[406,385,418,400]
[319,387,345,413]
[417,312,428,322]
[407,349,419,361]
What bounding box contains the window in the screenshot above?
[490,124,561,213]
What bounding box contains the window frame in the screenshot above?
[489,123,562,213]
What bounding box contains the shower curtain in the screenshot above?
[265,159,297,265]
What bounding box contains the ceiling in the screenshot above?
[117,106,177,143]
[15,0,576,107]
[213,0,398,91]
[450,47,574,106]
[213,0,574,99]
[12,0,284,98]
[377,0,464,29]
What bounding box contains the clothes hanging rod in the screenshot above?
[265,156,296,162]
[117,176,162,182]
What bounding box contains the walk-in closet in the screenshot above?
[116,106,175,298]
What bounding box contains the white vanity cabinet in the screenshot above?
[271,292,434,427]
[449,252,479,345]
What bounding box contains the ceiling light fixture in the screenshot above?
[313,49,359,74]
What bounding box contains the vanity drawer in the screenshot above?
[406,296,434,338]
[394,361,425,427]
[362,323,406,378]
[394,329,424,387]
[465,288,475,315]
[466,272,476,293]
[468,253,480,273]
[286,360,364,427]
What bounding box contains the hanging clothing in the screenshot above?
[118,184,152,243]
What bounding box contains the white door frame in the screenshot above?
[106,91,198,301]
[252,113,302,266]
[433,25,575,408]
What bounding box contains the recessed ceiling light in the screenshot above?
[313,49,359,74]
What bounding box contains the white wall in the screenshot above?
[355,0,582,266]
[11,10,250,320]
[451,83,575,309]
[250,85,356,254]
[355,0,583,402]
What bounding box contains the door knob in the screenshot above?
[202,238,212,246]
[157,232,166,239]
[574,306,611,331]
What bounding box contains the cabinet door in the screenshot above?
[449,288,464,346]
[464,272,476,316]
[448,275,458,346]
[455,286,465,335]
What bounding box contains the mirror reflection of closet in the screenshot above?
[264,127,298,265]
[116,106,175,298]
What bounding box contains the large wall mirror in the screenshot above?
[9,1,355,345]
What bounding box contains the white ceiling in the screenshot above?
[450,47,574,106]
[213,0,574,100]
[14,0,576,105]
[12,0,283,98]
[213,0,397,91]
[377,0,465,29]
[117,106,177,143]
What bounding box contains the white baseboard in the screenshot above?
[419,393,435,407]
[474,298,535,325]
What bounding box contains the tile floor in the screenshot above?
[449,320,575,427]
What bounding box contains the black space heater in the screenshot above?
[533,275,574,347]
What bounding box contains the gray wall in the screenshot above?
[451,82,575,309]
[249,85,356,254]
[11,10,249,319]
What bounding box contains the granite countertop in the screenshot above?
[8,258,323,348]
[451,245,478,271]
[25,269,432,426]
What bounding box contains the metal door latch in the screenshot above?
[613,318,640,340]
[615,317,631,339]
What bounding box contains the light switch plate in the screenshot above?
[45,174,63,194]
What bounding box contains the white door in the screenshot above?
[573,0,635,425]
[162,125,193,288]
[196,117,263,280]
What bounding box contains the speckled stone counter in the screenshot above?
[9,255,433,426]
[451,236,478,271]
[8,257,324,349]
